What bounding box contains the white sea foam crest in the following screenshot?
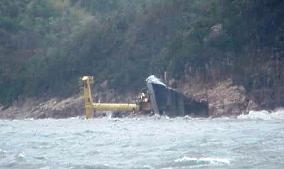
[238,108,284,120]
[40,167,51,169]
[16,152,25,160]
[175,156,230,165]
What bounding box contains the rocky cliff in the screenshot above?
[0,97,83,119]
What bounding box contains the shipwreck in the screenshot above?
[81,75,208,118]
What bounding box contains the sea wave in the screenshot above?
[0,148,7,158]
[174,156,230,165]
[238,108,284,120]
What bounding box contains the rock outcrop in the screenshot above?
[0,96,84,119]
[207,80,251,117]
[180,79,259,117]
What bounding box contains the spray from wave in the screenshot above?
[238,108,284,120]
[174,156,230,165]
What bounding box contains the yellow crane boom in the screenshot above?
[81,76,140,119]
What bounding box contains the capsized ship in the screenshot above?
[81,75,208,118]
[146,75,208,117]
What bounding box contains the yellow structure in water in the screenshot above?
[81,76,140,119]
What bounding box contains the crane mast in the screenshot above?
[81,76,142,119]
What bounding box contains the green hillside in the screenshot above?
[0,0,283,108]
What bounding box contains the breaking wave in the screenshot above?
[238,108,284,120]
[174,156,230,165]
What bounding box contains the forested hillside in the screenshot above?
[0,0,283,108]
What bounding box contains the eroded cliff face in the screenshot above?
[178,79,260,117]
[206,80,256,117]
[249,87,284,110]
[0,96,84,119]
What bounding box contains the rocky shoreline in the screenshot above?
[0,79,276,119]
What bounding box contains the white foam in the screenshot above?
[142,165,155,169]
[16,152,25,160]
[0,148,7,158]
[175,156,230,165]
[69,116,81,119]
[238,108,284,120]
[40,167,51,169]
[0,148,7,153]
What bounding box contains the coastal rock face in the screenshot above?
[249,87,284,110]
[180,79,258,117]
[0,96,84,119]
[207,80,251,117]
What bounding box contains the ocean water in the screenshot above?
[0,110,284,169]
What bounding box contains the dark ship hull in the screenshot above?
[146,76,208,117]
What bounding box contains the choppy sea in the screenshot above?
[0,109,284,169]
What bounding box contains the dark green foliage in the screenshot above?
[0,0,283,106]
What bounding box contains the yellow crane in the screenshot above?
[81,76,148,119]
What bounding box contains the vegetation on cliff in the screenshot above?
[0,0,283,108]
